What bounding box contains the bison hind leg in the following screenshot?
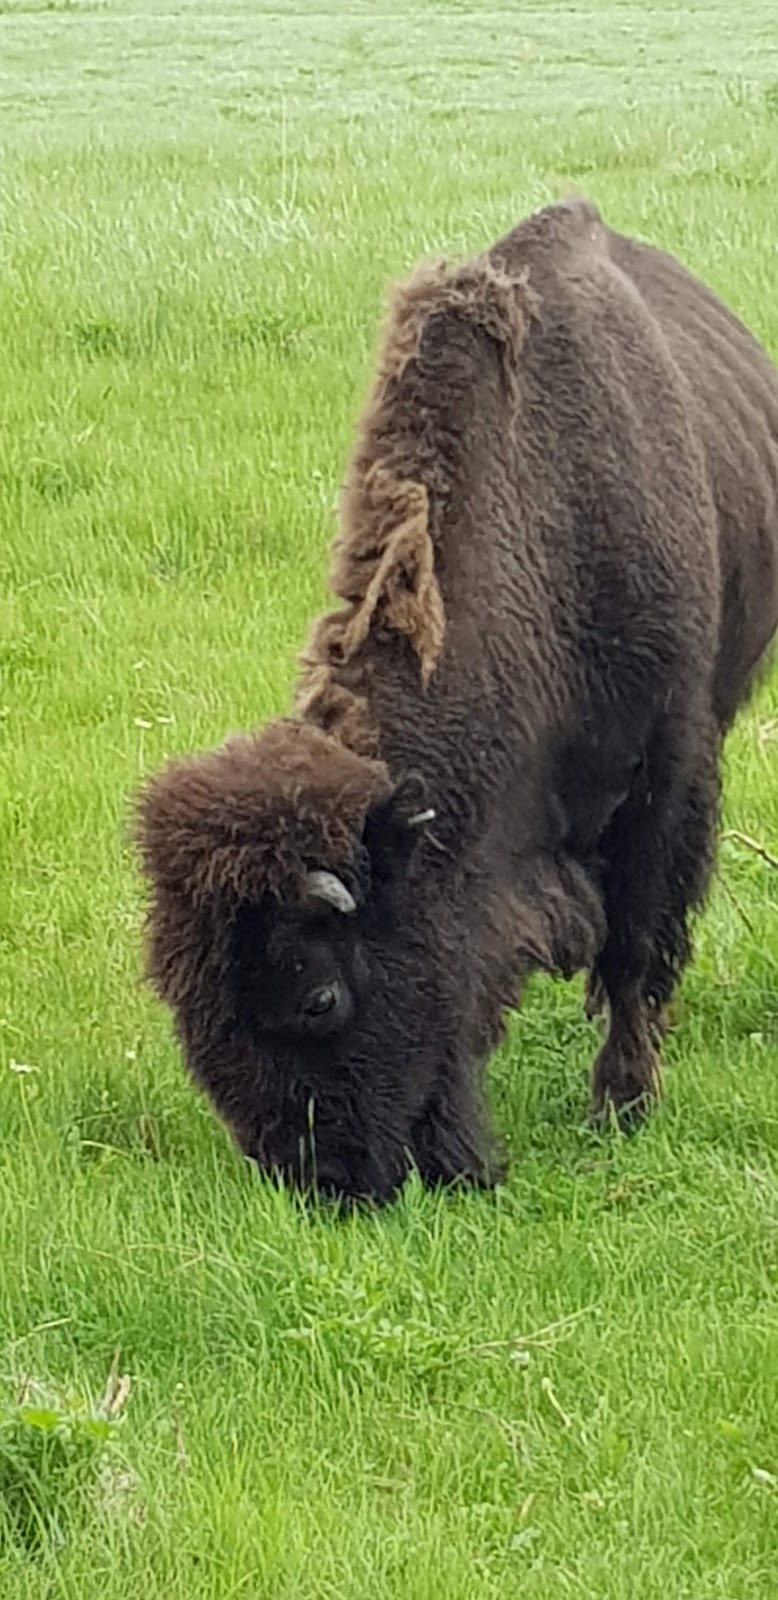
[588,708,720,1125]
[590,991,662,1125]
[585,973,669,1050]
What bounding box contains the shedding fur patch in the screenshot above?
[296,469,444,741]
[333,468,444,680]
[296,252,532,743]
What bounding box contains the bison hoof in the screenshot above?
[590,1039,662,1129]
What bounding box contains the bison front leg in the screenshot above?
[589,713,719,1123]
[411,1070,504,1191]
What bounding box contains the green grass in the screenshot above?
[2,1,777,1593]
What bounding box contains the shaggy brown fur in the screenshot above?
[296,257,532,744]
[137,199,778,1201]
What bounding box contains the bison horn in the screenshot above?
[303,870,357,915]
[407,808,436,829]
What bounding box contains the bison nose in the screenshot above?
[311,1156,352,1196]
[252,1153,347,1199]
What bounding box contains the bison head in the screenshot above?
[136,719,497,1202]
[137,719,605,1203]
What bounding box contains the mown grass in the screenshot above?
[1,1,777,1594]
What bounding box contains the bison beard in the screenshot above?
[137,199,778,1203]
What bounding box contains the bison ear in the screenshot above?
[362,772,435,882]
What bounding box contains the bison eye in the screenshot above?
[301,984,339,1019]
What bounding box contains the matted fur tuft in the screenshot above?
[136,719,391,908]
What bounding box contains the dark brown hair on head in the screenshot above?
[136,718,391,909]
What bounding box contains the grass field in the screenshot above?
[2,1,778,1594]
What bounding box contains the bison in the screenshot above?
[137,199,778,1202]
